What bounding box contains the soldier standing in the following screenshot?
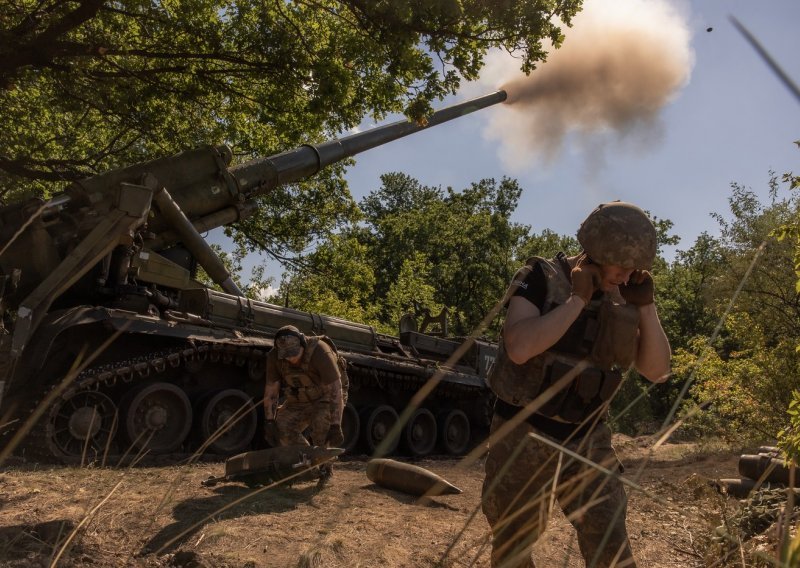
[481,202,672,567]
[263,325,345,478]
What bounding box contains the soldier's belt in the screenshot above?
[494,398,599,441]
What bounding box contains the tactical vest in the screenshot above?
[305,335,350,406]
[279,336,349,404]
[487,255,640,423]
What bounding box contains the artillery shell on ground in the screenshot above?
[202,445,344,488]
[714,478,769,498]
[366,458,462,497]
[738,454,799,486]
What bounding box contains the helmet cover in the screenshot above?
[577,202,657,269]
[274,325,307,359]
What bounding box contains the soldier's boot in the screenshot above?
[319,463,333,480]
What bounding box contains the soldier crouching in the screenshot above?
[263,325,344,479]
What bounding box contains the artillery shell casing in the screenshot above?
[366,458,462,497]
[738,454,799,486]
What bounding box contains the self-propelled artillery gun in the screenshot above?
[0,92,504,462]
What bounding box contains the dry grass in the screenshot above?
[0,441,760,568]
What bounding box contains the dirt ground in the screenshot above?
[0,436,754,567]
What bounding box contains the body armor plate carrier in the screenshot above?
[488,255,640,424]
[278,336,349,405]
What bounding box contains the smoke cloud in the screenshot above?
[478,0,694,172]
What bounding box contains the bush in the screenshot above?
[609,372,660,436]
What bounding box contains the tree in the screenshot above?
[275,233,381,327]
[358,173,531,334]
[674,312,799,443]
[517,228,580,261]
[771,145,800,459]
[771,152,800,299]
[669,178,800,442]
[383,253,445,335]
[1,0,581,206]
[710,181,800,344]
[657,232,723,353]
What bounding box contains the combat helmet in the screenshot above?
[274,325,307,359]
[577,201,656,270]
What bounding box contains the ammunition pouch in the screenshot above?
[280,359,317,393]
[486,338,547,407]
[488,347,623,425]
[591,300,640,370]
[285,384,325,404]
[543,363,623,423]
[550,307,600,358]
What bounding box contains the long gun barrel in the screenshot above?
[232,90,508,197]
[146,90,507,246]
[51,90,507,243]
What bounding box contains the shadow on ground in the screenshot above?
[140,481,322,556]
[0,519,76,562]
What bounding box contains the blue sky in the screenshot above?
[342,0,799,262]
[230,0,799,289]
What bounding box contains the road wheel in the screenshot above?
[361,405,399,456]
[403,408,437,457]
[122,382,192,454]
[46,390,117,460]
[437,409,471,455]
[198,389,257,455]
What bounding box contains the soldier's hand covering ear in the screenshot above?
[327,424,345,447]
[619,270,655,306]
[263,419,280,447]
[571,255,601,305]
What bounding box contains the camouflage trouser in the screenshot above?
[276,398,331,447]
[481,414,635,568]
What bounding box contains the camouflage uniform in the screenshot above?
[266,333,341,448]
[482,202,661,568]
[276,398,332,447]
[481,414,634,568]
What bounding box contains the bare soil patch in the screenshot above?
[0,437,749,567]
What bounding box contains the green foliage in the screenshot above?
[711,182,800,348]
[357,173,531,335]
[778,390,800,466]
[650,232,724,419]
[674,314,800,444]
[774,142,800,462]
[1,0,582,208]
[276,172,534,336]
[769,148,800,298]
[657,232,723,352]
[518,228,580,261]
[383,253,447,334]
[275,233,382,328]
[609,372,660,436]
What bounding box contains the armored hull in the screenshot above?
[4,295,495,462]
[0,92,505,463]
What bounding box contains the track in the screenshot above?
[16,338,490,463]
